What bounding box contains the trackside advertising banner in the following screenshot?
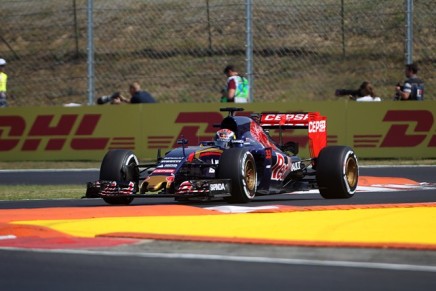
[0,101,435,161]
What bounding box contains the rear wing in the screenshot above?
[259,112,327,158]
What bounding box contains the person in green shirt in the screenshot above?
[221,64,249,103]
[0,58,7,107]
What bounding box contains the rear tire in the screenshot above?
[100,149,139,205]
[217,148,257,203]
[316,146,358,199]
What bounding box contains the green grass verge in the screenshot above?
[0,185,85,201]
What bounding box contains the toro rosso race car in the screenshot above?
[86,107,359,205]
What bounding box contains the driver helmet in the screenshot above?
[214,128,236,148]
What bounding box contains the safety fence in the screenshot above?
[0,0,434,106]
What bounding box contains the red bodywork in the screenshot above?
[258,112,327,158]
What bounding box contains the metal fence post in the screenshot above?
[340,0,346,58]
[87,0,95,105]
[245,0,253,103]
[405,0,414,64]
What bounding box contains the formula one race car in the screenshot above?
[86,107,359,205]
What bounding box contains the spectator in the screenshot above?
[0,58,8,107]
[335,81,381,102]
[394,63,424,101]
[129,82,156,103]
[221,65,249,103]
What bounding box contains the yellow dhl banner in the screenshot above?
[0,101,435,161]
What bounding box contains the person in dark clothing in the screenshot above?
[129,82,156,103]
[394,63,424,101]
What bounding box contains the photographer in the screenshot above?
[128,82,156,103]
[394,63,424,101]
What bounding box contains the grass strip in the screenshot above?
[0,185,85,201]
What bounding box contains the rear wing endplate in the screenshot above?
[259,112,327,158]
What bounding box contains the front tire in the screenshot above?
[100,149,139,205]
[316,146,358,199]
[217,148,257,203]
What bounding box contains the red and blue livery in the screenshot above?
[86,107,359,205]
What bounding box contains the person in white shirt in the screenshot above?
[354,81,381,102]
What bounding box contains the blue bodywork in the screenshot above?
[143,111,312,196]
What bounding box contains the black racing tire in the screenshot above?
[316,146,359,199]
[99,149,139,205]
[217,148,257,203]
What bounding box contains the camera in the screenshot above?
[96,95,112,104]
[393,83,403,100]
[396,83,404,91]
[335,89,360,97]
[96,92,121,105]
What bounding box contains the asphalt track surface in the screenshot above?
[0,166,436,290]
